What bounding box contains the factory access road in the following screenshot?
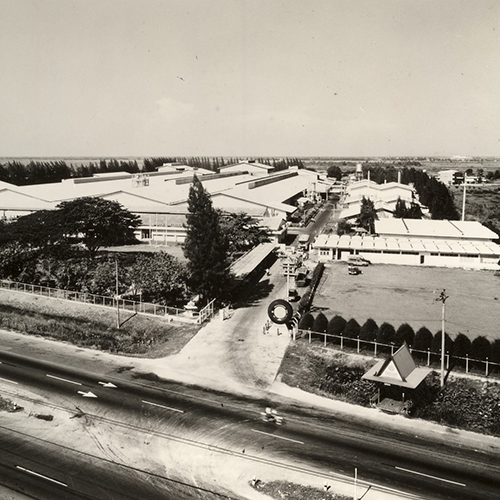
[0,349,499,500]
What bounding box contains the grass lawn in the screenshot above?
[313,262,500,342]
[0,289,199,357]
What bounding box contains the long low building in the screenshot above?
[1,164,335,245]
[313,219,500,270]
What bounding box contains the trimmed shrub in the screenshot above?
[413,327,433,360]
[431,331,454,363]
[491,339,500,367]
[452,333,472,366]
[327,315,346,344]
[376,322,396,352]
[312,312,328,335]
[395,323,415,347]
[471,336,491,363]
[344,318,361,348]
[298,312,314,331]
[359,318,378,349]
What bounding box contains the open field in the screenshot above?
[312,262,500,343]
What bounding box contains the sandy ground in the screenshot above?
[1,258,498,499]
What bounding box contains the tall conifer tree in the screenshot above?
[183,175,230,303]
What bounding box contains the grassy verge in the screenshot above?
[0,290,199,357]
[252,480,350,500]
[279,342,500,436]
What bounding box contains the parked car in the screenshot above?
[288,288,300,301]
[348,266,362,275]
[347,256,371,267]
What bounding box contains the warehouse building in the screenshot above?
[313,219,500,270]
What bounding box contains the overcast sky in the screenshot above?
[0,0,499,157]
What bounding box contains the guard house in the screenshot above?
[362,343,428,414]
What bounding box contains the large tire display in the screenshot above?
[267,299,293,325]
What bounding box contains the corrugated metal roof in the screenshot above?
[230,242,276,278]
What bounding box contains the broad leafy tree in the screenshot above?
[327,165,342,180]
[57,197,140,258]
[183,175,231,303]
[5,210,65,251]
[218,211,270,255]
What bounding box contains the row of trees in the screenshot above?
[0,159,141,186]
[298,313,500,364]
[360,165,459,220]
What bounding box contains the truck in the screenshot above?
[297,234,311,251]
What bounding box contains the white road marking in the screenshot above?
[16,466,68,487]
[251,429,304,445]
[142,400,184,413]
[77,391,97,398]
[46,374,82,386]
[0,376,17,384]
[395,466,466,487]
[98,381,117,388]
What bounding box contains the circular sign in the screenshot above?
[267,299,293,325]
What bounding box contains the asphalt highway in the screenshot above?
[0,350,499,500]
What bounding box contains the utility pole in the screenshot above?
[461,176,467,221]
[435,289,449,387]
[115,259,120,329]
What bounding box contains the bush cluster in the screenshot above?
[319,363,376,406]
[299,313,500,365]
[415,374,500,436]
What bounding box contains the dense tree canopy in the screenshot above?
[57,197,140,258]
[218,211,270,255]
[183,175,231,303]
[128,252,189,306]
[327,165,342,180]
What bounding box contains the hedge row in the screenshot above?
[297,313,500,364]
[297,263,325,314]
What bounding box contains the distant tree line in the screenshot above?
[0,156,306,186]
[297,313,500,367]
[0,159,140,186]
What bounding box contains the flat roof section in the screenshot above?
[230,242,276,279]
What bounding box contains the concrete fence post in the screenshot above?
[446,353,449,370]
[357,336,360,353]
[427,348,431,366]
[486,357,489,377]
[340,334,343,350]
[374,340,377,357]
[308,331,311,344]
[324,333,326,347]
[466,354,469,373]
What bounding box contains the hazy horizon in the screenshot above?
[1,0,499,158]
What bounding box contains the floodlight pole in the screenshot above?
[461,176,467,221]
[437,289,449,387]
